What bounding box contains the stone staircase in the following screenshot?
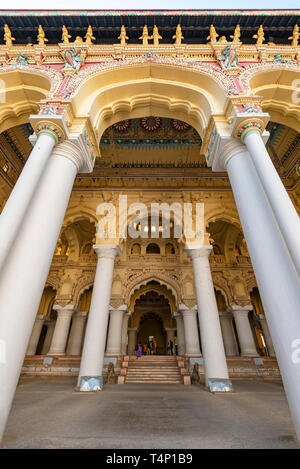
[124,355,183,384]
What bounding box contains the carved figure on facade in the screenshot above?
[139,25,151,46]
[230,24,241,43]
[85,25,95,45]
[61,47,83,72]
[62,25,71,44]
[152,25,162,46]
[273,53,290,65]
[12,53,30,67]
[173,24,184,45]
[219,45,239,69]
[207,25,219,43]
[253,25,265,45]
[289,24,299,47]
[118,25,128,46]
[37,25,48,46]
[4,24,15,47]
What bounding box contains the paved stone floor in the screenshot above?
[1,376,299,449]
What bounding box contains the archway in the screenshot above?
[129,282,177,355]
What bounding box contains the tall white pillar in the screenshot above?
[0,140,91,440]
[186,246,232,391]
[66,311,88,356]
[106,305,127,356]
[165,328,176,355]
[174,313,185,356]
[47,305,75,356]
[219,311,238,357]
[208,136,300,439]
[121,313,130,355]
[259,314,276,358]
[179,306,201,357]
[0,129,59,272]
[77,245,120,391]
[26,315,44,356]
[128,328,138,355]
[243,129,300,276]
[231,305,258,357]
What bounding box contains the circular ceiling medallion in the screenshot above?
[140,116,162,132]
[112,120,131,133]
[171,119,191,132]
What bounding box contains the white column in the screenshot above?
[105,305,127,356]
[41,321,55,355]
[186,246,232,390]
[210,137,300,440]
[121,313,130,355]
[179,306,201,357]
[243,129,300,276]
[165,328,176,354]
[47,305,75,356]
[77,245,120,391]
[128,328,138,355]
[259,314,276,358]
[231,305,258,357]
[0,140,89,440]
[174,312,185,356]
[219,311,238,357]
[66,312,88,356]
[26,315,44,356]
[0,131,57,272]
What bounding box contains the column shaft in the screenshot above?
[174,314,185,356]
[128,328,138,355]
[66,312,87,356]
[106,308,126,356]
[244,130,300,276]
[77,245,120,390]
[187,246,231,388]
[47,306,74,356]
[0,141,85,440]
[219,313,238,357]
[181,309,201,356]
[231,306,258,357]
[121,313,130,355]
[225,142,300,439]
[26,315,44,356]
[259,315,276,357]
[0,133,55,272]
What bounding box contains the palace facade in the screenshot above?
[0,9,299,442]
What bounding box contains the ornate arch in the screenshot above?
[125,272,180,308]
[129,283,176,314]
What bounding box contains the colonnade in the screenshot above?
[0,116,299,441]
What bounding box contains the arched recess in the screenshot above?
[71,62,228,142]
[246,67,300,133]
[0,69,53,133]
[129,283,176,314]
[125,273,180,307]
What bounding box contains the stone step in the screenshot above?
[125,379,182,384]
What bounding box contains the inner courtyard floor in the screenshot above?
[1,377,299,449]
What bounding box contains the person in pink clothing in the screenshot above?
[136,343,142,358]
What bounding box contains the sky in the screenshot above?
[1,1,300,10]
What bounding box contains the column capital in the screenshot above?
[178,304,197,317]
[186,244,212,260]
[51,140,90,173]
[74,311,88,319]
[53,304,76,318]
[230,304,253,316]
[30,114,68,144]
[93,244,121,260]
[165,327,177,332]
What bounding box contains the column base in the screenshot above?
[207,378,234,393]
[79,376,103,392]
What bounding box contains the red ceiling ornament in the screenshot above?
[140,116,162,132]
[112,120,131,133]
[171,119,191,132]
